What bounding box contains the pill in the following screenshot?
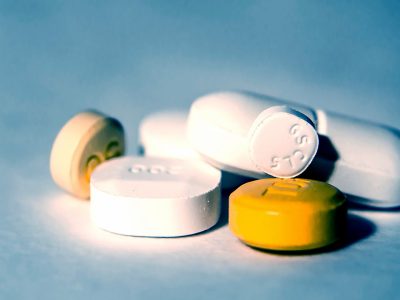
[187,91,400,207]
[90,156,221,237]
[50,110,125,199]
[139,110,200,160]
[138,110,251,189]
[229,178,347,251]
[248,106,318,178]
[188,94,319,179]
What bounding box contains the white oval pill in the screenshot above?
[90,156,221,237]
[187,91,400,207]
[248,106,319,178]
[50,110,125,199]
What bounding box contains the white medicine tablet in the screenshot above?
[139,110,251,189]
[248,106,319,178]
[187,93,319,179]
[90,156,221,237]
[139,111,200,159]
[187,91,400,207]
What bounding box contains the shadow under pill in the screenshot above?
[346,195,400,212]
[194,189,231,236]
[246,213,376,256]
[137,144,145,156]
[344,213,377,247]
[217,189,231,227]
[302,134,339,182]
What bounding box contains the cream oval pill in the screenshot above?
[248,106,318,178]
[229,178,347,251]
[50,110,125,199]
[90,156,221,237]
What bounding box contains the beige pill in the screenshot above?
[50,110,125,199]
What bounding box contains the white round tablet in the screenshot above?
[90,156,221,237]
[248,106,319,178]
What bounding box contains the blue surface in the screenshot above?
[1,1,400,299]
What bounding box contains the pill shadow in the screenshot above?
[137,144,145,156]
[197,188,232,235]
[302,135,339,182]
[246,213,376,256]
[194,171,255,235]
[217,189,231,227]
[346,195,400,212]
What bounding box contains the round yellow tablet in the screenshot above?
[50,110,125,199]
[229,178,347,251]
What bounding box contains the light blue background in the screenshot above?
[1,1,399,299]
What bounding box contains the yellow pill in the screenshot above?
[50,110,125,199]
[229,178,347,251]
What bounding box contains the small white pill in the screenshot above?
[138,110,251,189]
[139,111,200,160]
[90,156,221,237]
[248,106,319,178]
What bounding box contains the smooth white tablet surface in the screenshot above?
[138,110,252,189]
[187,91,400,207]
[248,105,319,178]
[90,156,221,237]
[187,91,319,179]
[139,111,200,160]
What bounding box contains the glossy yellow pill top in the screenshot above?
[50,110,125,199]
[229,178,347,251]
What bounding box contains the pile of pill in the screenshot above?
[50,91,400,252]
